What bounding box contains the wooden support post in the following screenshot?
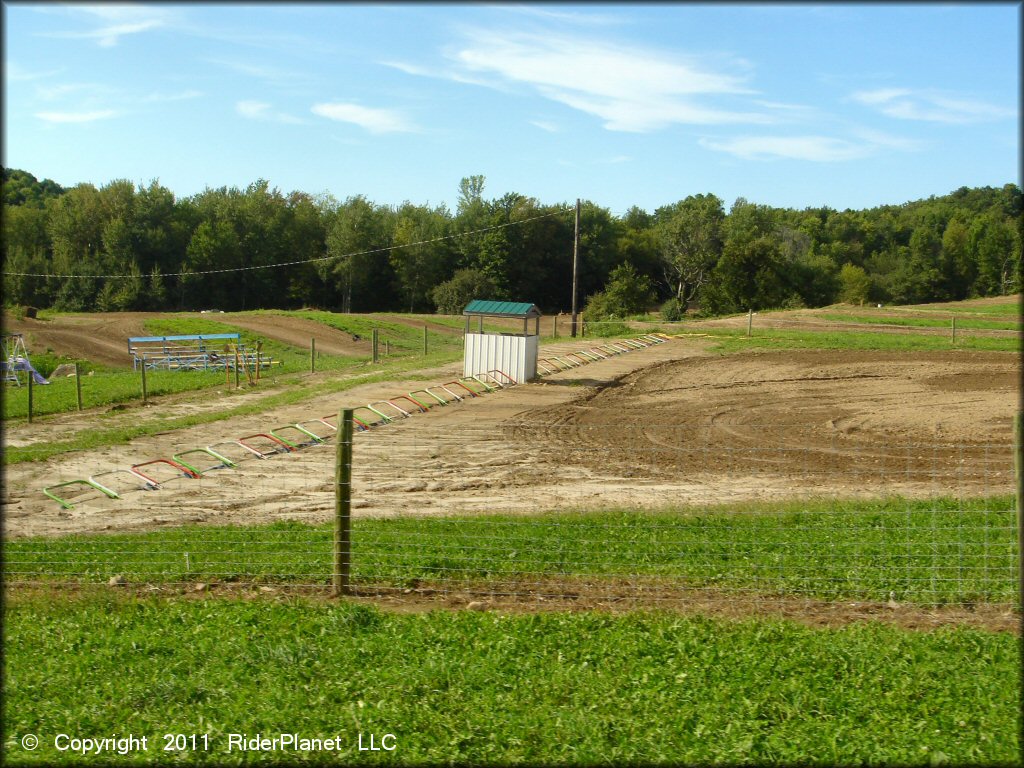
[747,309,753,337]
[951,317,956,343]
[75,362,83,411]
[334,408,354,597]
[372,329,379,363]
[423,324,428,355]
[385,340,390,356]
[571,198,580,337]
[27,374,33,423]
[141,357,148,404]
[256,341,262,383]
[234,347,240,389]
[553,315,558,338]
[311,337,316,373]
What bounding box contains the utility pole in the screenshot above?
[570,198,581,337]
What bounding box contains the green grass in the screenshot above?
[6,496,1016,605]
[703,326,1021,354]
[909,299,1020,316]
[819,313,1021,331]
[3,594,1018,765]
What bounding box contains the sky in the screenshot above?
[3,2,1020,216]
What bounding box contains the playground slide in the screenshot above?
[5,357,50,385]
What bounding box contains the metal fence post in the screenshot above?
[27,374,33,423]
[311,337,316,373]
[75,362,83,411]
[423,324,428,355]
[334,408,354,596]
[141,358,148,404]
[372,329,379,363]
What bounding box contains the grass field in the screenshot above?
[3,593,1018,766]
[3,298,1020,766]
[4,497,1017,605]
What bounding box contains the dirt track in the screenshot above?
[3,335,1018,539]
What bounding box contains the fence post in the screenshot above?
[75,362,83,411]
[234,347,240,389]
[747,309,753,337]
[27,374,33,423]
[372,329,379,363]
[334,408,354,597]
[423,324,428,355]
[553,315,558,338]
[311,337,316,373]
[951,317,956,344]
[141,358,148,404]
[256,341,262,383]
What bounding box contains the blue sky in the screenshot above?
[3,2,1020,215]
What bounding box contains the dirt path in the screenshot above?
[3,337,1018,539]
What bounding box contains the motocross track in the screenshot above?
[2,335,1018,540]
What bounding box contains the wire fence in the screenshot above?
[4,412,1018,612]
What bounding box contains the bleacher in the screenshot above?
[127,334,275,372]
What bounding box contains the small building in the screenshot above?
[463,300,542,383]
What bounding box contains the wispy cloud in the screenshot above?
[311,102,416,134]
[236,100,303,124]
[850,88,1015,123]
[206,58,311,87]
[699,135,873,162]
[43,4,172,47]
[35,109,118,124]
[392,28,770,133]
[530,120,560,133]
[143,90,203,103]
[5,63,64,82]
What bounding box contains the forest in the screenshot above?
[2,167,1020,318]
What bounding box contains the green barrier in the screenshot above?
[42,479,120,510]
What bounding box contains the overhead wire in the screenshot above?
[2,206,573,281]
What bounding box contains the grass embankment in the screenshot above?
[3,593,1018,766]
[6,497,1016,605]
[702,326,1020,354]
[815,313,1021,331]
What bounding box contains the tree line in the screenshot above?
[3,167,1020,318]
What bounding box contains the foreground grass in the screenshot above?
[3,594,1018,766]
[6,497,1016,605]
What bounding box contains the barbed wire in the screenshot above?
[2,207,573,280]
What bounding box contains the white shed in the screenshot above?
[462,300,542,384]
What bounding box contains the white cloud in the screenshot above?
[43,5,172,47]
[393,28,769,133]
[530,120,560,133]
[143,90,203,103]
[236,100,303,124]
[35,109,118,124]
[699,135,872,162]
[5,63,64,82]
[850,88,1015,124]
[311,102,415,133]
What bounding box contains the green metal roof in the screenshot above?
[463,300,542,318]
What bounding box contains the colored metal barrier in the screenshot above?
[271,425,324,449]
[237,433,294,458]
[42,478,120,510]
[129,458,201,487]
[172,448,237,475]
[389,395,428,414]
[410,388,448,406]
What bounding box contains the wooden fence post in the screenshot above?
[75,363,83,411]
[334,408,354,597]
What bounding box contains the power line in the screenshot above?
[3,207,573,280]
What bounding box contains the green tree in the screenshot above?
[431,268,497,314]
[654,193,724,304]
[582,262,655,320]
[838,263,872,305]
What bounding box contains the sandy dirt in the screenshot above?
[3,336,1018,540]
